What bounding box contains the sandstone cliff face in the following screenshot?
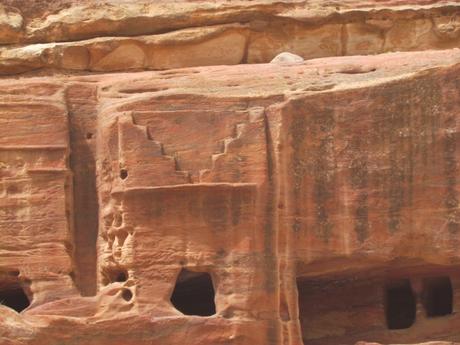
[1,1,460,345]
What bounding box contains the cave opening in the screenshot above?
[385,279,416,330]
[422,276,453,317]
[170,269,216,316]
[0,284,30,313]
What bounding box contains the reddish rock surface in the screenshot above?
[1,1,460,345]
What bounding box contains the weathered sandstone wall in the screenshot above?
[1,1,460,345]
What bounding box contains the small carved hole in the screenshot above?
[121,289,133,301]
[119,169,128,180]
[86,132,93,140]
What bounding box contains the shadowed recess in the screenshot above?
[422,276,453,318]
[170,269,216,316]
[385,279,416,330]
[101,267,129,285]
[0,284,30,313]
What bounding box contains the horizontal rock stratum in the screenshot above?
[2,0,460,74]
[1,1,460,345]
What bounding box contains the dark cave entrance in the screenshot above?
[422,276,453,317]
[0,283,30,313]
[170,269,216,316]
[385,279,416,330]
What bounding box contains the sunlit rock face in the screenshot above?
[1,1,460,345]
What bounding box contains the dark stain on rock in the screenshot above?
[290,102,336,242]
[350,138,369,242]
[443,116,459,234]
[371,75,441,234]
[289,106,308,239]
[385,84,407,233]
[262,112,277,294]
[311,108,336,242]
[290,111,307,199]
[387,158,404,233]
[350,154,368,190]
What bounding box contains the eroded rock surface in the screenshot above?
[1,1,460,345]
[2,1,460,74]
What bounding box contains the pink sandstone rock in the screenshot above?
[1,2,460,345]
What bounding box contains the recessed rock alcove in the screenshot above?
[170,269,216,317]
[385,279,416,330]
[297,265,459,345]
[0,282,30,313]
[422,276,453,318]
